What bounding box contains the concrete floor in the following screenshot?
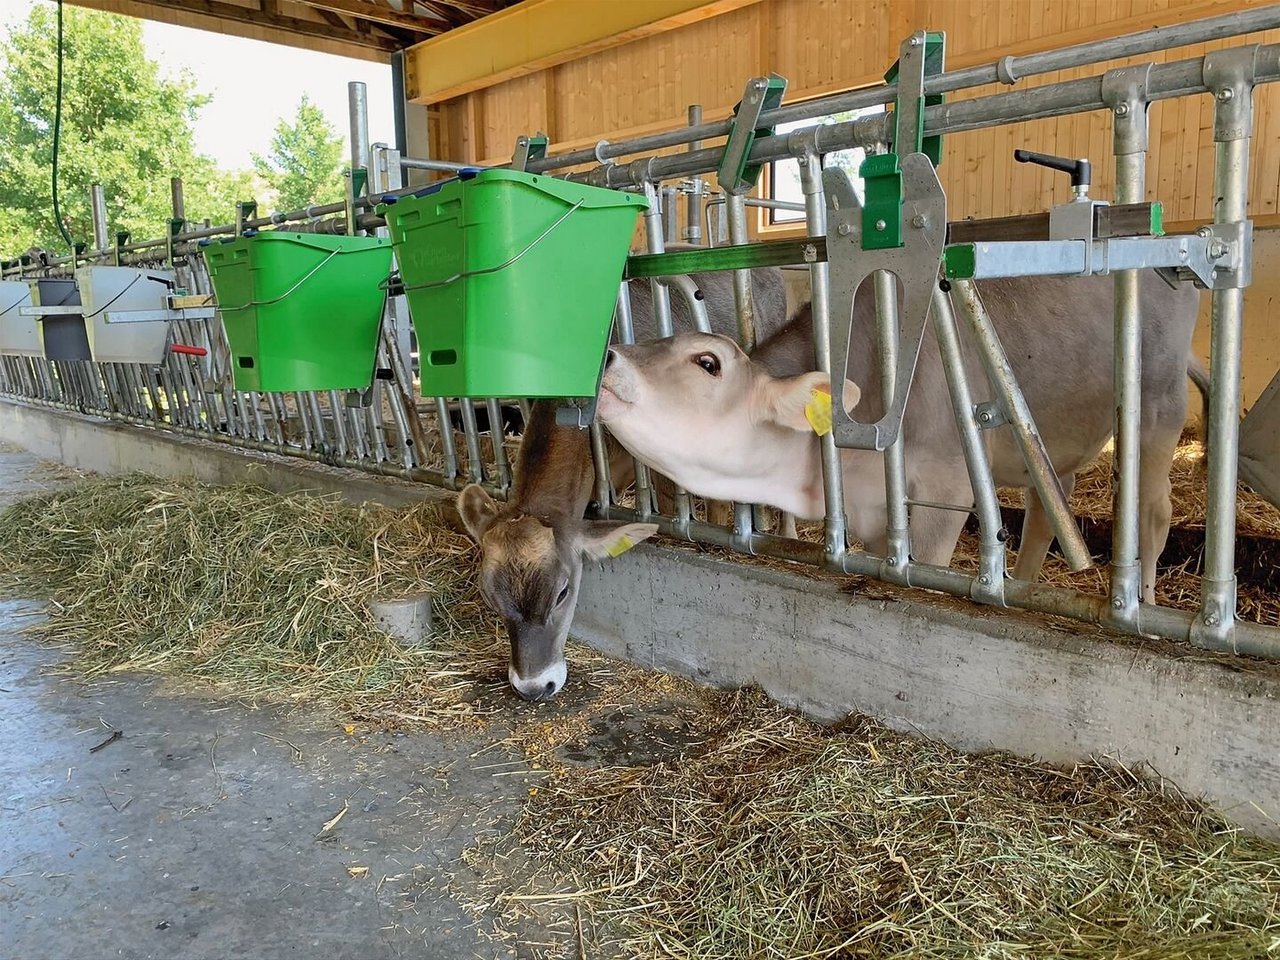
[0,446,656,959]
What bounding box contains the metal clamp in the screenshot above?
[996,55,1019,85]
[825,155,947,451]
[1203,45,1260,142]
[717,75,787,196]
[1101,64,1152,156]
[512,134,549,172]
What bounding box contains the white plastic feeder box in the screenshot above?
[75,265,176,364]
[0,280,39,357]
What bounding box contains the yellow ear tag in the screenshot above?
[805,387,833,436]
[606,534,635,558]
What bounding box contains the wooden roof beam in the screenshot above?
[294,0,450,33]
[67,0,400,56]
[403,0,765,104]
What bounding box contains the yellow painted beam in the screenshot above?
[403,0,766,104]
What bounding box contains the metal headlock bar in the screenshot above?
[3,10,1280,662]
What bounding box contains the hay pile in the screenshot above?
[4,476,1280,958]
[486,690,1280,959]
[1001,439,1280,538]
[0,474,502,720]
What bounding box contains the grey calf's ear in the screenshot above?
[456,484,500,542]
[578,521,659,561]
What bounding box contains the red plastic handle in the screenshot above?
[170,344,208,357]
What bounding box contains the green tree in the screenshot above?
[252,95,345,214]
[0,5,251,256]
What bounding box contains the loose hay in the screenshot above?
[480,690,1280,960]
[0,473,503,720]
[1002,439,1280,539]
[3,476,1280,958]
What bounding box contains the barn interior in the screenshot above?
[2,1,1280,957]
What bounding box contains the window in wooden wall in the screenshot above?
[764,104,885,227]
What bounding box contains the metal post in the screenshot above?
[684,105,703,244]
[662,186,679,245]
[433,396,460,483]
[328,390,350,457]
[458,399,486,484]
[614,282,654,519]
[724,193,756,352]
[1195,50,1257,647]
[365,383,390,462]
[931,283,1005,604]
[293,392,314,450]
[876,268,911,575]
[485,397,513,489]
[799,150,848,560]
[306,392,329,455]
[1101,66,1151,626]
[90,184,109,253]
[950,279,1092,572]
[640,181,674,334]
[589,422,613,509]
[348,81,370,174]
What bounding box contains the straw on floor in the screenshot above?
[3,475,1279,959]
[0,473,504,721]
[478,688,1280,960]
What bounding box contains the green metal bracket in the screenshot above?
[1150,200,1164,237]
[860,31,946,251]
[943,244,977,280]
[236,200,258,236]
[512,133,549,171]
[884,32,945,162]
[114,230,130,266]
[167,217,185,265]
[860,153,904,249]
[351,167,369,199]
[718,74,787,195]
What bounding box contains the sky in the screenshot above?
[0,0,396,171]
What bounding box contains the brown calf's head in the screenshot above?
[457,485,657,701]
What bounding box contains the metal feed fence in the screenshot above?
[2,7,1279,659]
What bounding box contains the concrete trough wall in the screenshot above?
[2,397,1278,837]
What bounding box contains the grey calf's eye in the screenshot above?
[556,582,570,606]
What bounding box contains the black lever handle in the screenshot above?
[1013,149,1091,189]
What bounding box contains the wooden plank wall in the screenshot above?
[429,0,1280,403]
[434,0,1280,229]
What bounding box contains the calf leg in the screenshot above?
[1138,429,1180,604]
[774,509,798,539]
[1010,473,1077,583]
[908,504,971,567]
[707,500,734,526]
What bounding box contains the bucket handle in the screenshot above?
[216,246,347,312]
[385,199,586,293]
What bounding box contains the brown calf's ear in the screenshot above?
[578,521,660,561]
[754,370,861,433]
[456,484,500,542]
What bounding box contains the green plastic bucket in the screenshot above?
[205,232,393,392]
[381,169,645,398]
